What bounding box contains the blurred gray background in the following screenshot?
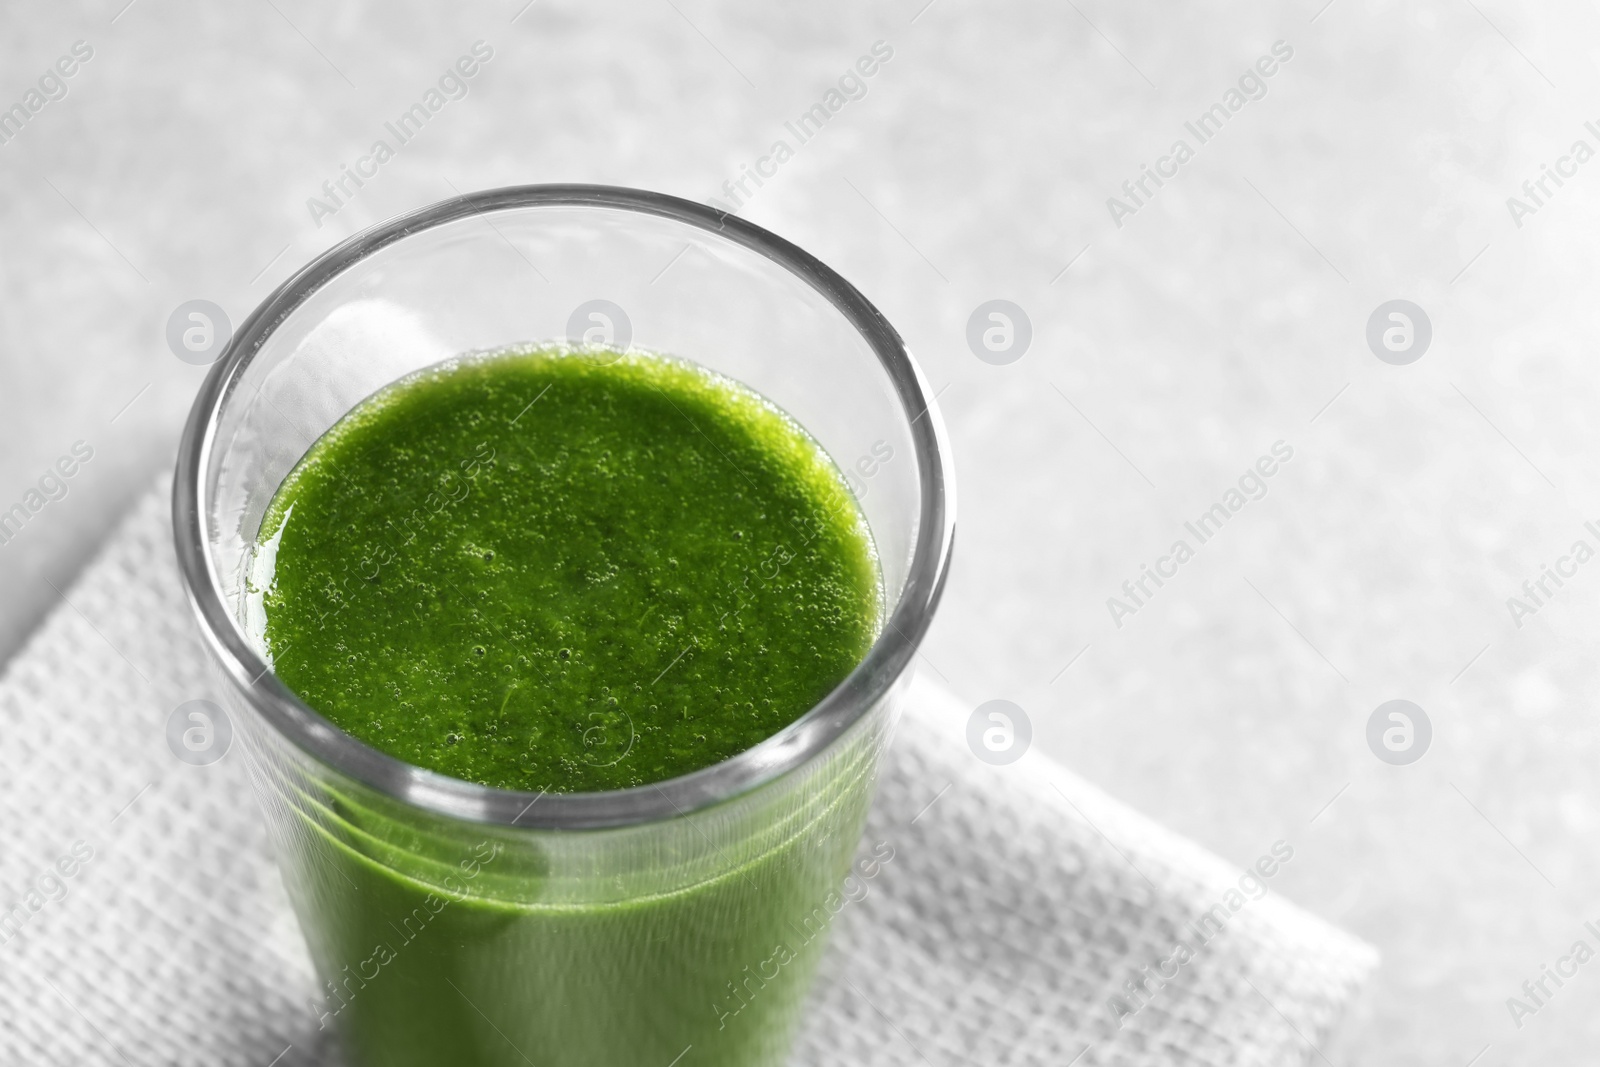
[3,1,1598,1063]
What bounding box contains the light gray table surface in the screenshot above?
[3,2,1597,1063]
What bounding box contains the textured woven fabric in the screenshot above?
[0,481,1376,1066]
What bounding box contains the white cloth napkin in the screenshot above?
[0,480,1376,1066]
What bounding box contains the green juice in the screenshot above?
[249,346,886,1066]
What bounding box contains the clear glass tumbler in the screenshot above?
[172,185,954,1067]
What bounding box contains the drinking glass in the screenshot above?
[173,185,954,1067]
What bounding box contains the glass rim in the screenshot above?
[172,183,955,831]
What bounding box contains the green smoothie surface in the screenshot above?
[250,345,880,793]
